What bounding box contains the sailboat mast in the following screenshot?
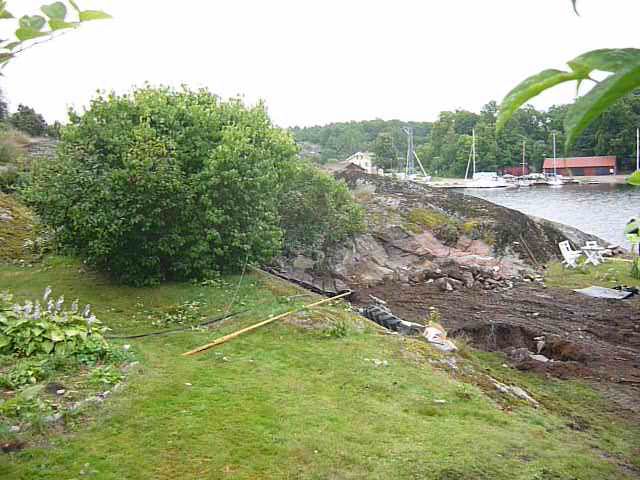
[636,128,639,172]
[553,132,557,176]
[522,140,525,175]
[472,128,476,178]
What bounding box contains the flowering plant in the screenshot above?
[0,287,109,357]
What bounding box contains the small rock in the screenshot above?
[529,354,549,363]
[56,389,65,396]
[9,425,20,433]
[185,383,192,387]
[433,399,447,404]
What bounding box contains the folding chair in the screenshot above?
[559,240,582,268]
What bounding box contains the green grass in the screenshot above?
[545,259,639,290]
[0,257,639,479]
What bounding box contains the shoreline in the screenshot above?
[428,174,629,188]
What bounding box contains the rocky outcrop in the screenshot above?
[273,172,579,293]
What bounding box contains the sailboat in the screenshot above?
[464,129,509,188]
[516,141,533,187]
[547,133,563,187]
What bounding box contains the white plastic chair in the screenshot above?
[559,240,583,268]
[584,241,606,265]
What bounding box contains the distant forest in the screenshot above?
[291,94,640,176]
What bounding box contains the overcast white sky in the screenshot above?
[2,1,639,127]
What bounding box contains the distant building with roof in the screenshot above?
[542,156,616,176]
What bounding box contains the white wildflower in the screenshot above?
[82,304,91,318]
[33,301,41,320]
[55,296,64,312]
[71,299,79,313]
[23,301,33,315]
[47,299,54,313]
[43,286,52,302]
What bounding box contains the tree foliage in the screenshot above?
[22,86,364,285]
[278,161,364,254]
[0,1,110,71]
[498,2,640,156]
[291,120,431,165]
[9,104,47,136]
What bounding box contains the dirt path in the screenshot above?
[352,281,640,414]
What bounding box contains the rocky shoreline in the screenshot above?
[271,171,639,416]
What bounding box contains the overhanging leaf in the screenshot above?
[41,2,67,20]
[79,10,111,22]
[15,27,48,41]
[0,52,13,64]
[569,49,640,75]
[627,170,640,186]
[19,15,46,31]
[4,41,20,50]
[565,62,640,150]
[0,8,13,19]
[69,0,81,12]
[497,69,584,132]
[49,19,78,31]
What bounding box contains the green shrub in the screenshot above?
[0,289,109,358]
[23,86,364,285]
[278,161,365,254]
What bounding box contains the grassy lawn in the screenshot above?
[0,257,639,479]
[545,259,639,290]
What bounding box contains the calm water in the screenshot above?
[463,184,640,248]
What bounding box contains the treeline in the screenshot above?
[0,91,60,138]
[292,94,640,176]
[290,119,432,166]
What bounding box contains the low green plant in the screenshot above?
[151,300,205,328]
[2,357,49,388]
[326,320,349,339]
[89,365,124,387]
[0,289,109,358]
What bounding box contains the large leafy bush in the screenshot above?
[24,87,298,285]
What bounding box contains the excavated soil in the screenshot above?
[352,280,640,416]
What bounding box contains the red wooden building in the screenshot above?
[542,156,616,176]
[499,166,530,176]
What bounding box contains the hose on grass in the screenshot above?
[106,310,247,340]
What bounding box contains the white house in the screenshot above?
[346,151,376,174]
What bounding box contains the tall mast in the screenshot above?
[553,132,557,176]
[522,140,526,175]
[637,128,639,172]
[472,128,476,177]
[403,127,415,176]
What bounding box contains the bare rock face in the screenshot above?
[274,172,583,294]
